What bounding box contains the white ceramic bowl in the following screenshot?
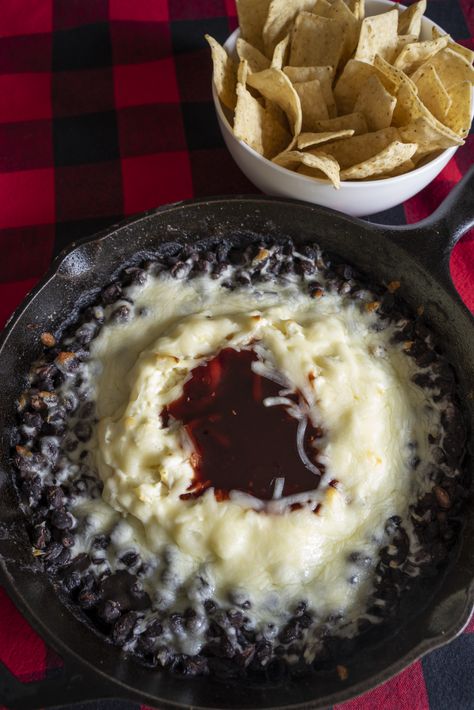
[212,0,466,217]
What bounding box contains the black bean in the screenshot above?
[76,322,97,345]
[169,613,185,634]
[204,599,217,614]
[278,620,300,645]
[50,509,74,530]
[61,570,82,593]
[98,599,121,623]
[433,485,451,510]
[123,267,148,286]
[45,486,63,510]
[77,586,101,609]
[51,547,72,569]
[252,639,272,667]
[60,532,75,548]
[172,655,208,677]
[102,282,122,305]
[43,542,64,561]
[32,522,51,549]
[111,304,131,324]
[112,611,137,645]
[121,550,139,568]
[227,609,244,627]
[74,420,92,443]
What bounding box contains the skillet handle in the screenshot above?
[383,166,474,294]
[422,164,474,250]
[0,658,116,709]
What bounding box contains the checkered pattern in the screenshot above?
[0,0,473,708]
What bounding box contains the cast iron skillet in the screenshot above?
[0,168,473,710]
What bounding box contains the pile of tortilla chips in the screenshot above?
[206,0,473,189]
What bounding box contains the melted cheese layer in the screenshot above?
[89,274,439,620]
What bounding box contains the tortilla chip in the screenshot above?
[444,82,473,137]
[246,68,302,135]
[334,59,376,114]
[271,33,290,69]
[272,149,341,188]
[344,0,364,21]
[414,64,452,122]
[399,116,464,157]
[235,0,271,53]
[234,81,291,157]
[293,79,329,130]
[415,48,474,89]
[289,12,344,69]
[236,38,271,73]
[327,0,360,67]
[262,0,317,55]
[339,141,417,179]
[311,0,332,15]
[393,77,465,150]
[432,27,474,65]
[313,127,399,169]
[205,35,237,111]
[283,65,336,116]
[265,98,290,130]
[237,58,249,86]
[375,158,415,179]
[297,129,355,148]
[353,74,396,131]
[394,37,449,75]
[373,54,418,94]
[313,112,368,135]
[398,0,426,39]
[397,34,417,52]
[354,10,399,65]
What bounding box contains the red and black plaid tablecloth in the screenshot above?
[0,1,473,708]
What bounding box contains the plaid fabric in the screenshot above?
[0,0,473,708]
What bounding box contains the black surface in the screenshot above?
[0,167,473,709]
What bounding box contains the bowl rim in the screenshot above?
[212,0,464,190]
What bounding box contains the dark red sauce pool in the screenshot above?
[166,348,322,500]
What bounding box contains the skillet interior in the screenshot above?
[0,196,473,709]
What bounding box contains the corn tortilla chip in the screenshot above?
[205,35,237,111]
[344,0,364,21]
[432,27,474,65]
[370,158,415,179]
[414,64,452,122]
[415,48,474,89]
[334,59,376,114]
[272,149,341,188]
[327,0,360,67]
[313,112,368,135]
[399,116,464,156]
[312,0,332,15]
[340,141,417,179]
[313,127,400,169]
[236,0,271,53]
[236,38,271,73]
[353,74,396,131]
[297,130,355,148]
[444,82,473,137]
[237,58,249,85]
[234,81,292,158]
[262,0,318,56]
[373,54,418,94]
[246,68,303,135]
[293,79,329,130]
[290,13,344,69]
[394,37,449,75]
[393,78,465,149]
[397,34,417,52]
[354,10,399,65]
[284,65,336,117]
[398,0,426,39]
[271,34,290,69]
